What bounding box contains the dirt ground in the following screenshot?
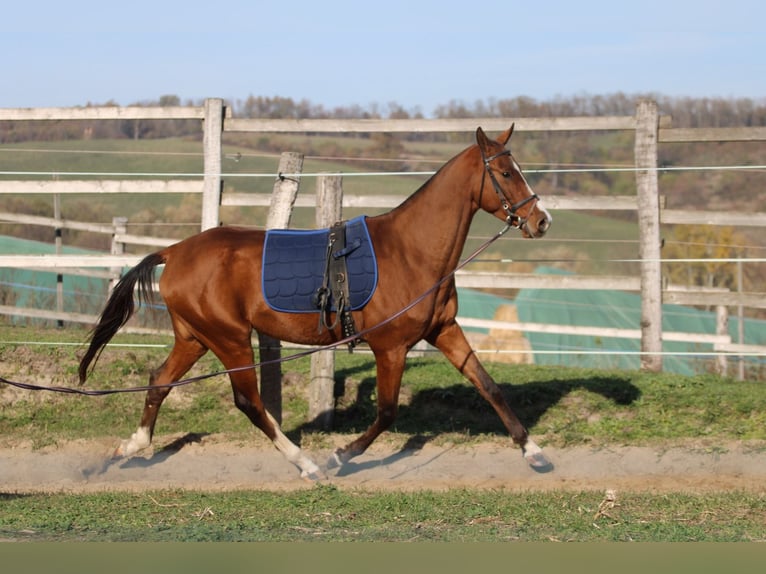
[2,433,765,494]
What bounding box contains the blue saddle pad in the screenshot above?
[262,216,378,313]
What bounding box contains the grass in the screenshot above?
[1,487,764,542]
[2,324,766,449]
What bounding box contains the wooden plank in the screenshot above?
[0,106,205,121]
[221,192,403,209]
[457,317,730,345]
[22,267,114,279]
[0,304,97,324]
[0,304,172,335]
[0,180,202,195]
[1,191,196,241]
[661,209,766,227]
[221,192,277,207]
[222,194,766,231]
[340,194,404,209]
[458,316,642,339]
[0,255,144,267]
[540,195,638,210]
[0,107,642,132]
[0,211,114,234]
[660,126,766,143]
[454,271,641,291]
[663,290,766,309]
[223,115,638,134]
[112,233,178,248]
[221,193,642,211]
[715,343,766,354]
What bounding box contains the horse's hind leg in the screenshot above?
[330,346,407,467]
[115,335,207,457]
[209,337,323,480]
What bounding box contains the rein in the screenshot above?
[480,148,539,229]
[0,222,512,397]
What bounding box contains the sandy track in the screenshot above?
[2,435,765,494]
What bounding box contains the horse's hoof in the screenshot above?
[524,450,554,473]
[301,469,326,482]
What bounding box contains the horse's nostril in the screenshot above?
[538,218,550,234]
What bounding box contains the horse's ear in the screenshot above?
[497,123,515,146]
[476,126,490,151]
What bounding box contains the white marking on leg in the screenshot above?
[266,412,322,479]
[327,450,344,469]
[522,438,542,458]
[522,438,553,471]
[115,426,151,457]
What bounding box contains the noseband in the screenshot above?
[479,148,539,229]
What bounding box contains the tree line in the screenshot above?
[236,92,766,128]
[2,92,765,143]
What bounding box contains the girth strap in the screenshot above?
[312,221,361,350]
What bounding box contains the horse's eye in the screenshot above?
[502,171,511,178]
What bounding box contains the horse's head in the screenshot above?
[475,125,551,238]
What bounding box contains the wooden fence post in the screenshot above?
[715,305,728,376]
[736,258,745,381]
[634,100,663,372]
[201,98,224,231]
[109,216,128,294]
[53,194,64,327]
[259,152,304,424]
[309,174,343,429]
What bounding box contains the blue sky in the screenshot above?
[3,0,764,115]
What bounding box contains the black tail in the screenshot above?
[78,252,165,383]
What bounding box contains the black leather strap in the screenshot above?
[314,221,361,350]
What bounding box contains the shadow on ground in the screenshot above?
[297,360,642,455]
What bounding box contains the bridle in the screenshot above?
[479,147,539,230]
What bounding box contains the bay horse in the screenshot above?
[78,125,553,479]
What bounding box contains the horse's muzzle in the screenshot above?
[521,206,552,238]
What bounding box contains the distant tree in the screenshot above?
[158,94,181,107]
[662,225,750,290]
[387,102,410,119]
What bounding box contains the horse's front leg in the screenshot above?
[428,321,553,472]
[329,346,407,468]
